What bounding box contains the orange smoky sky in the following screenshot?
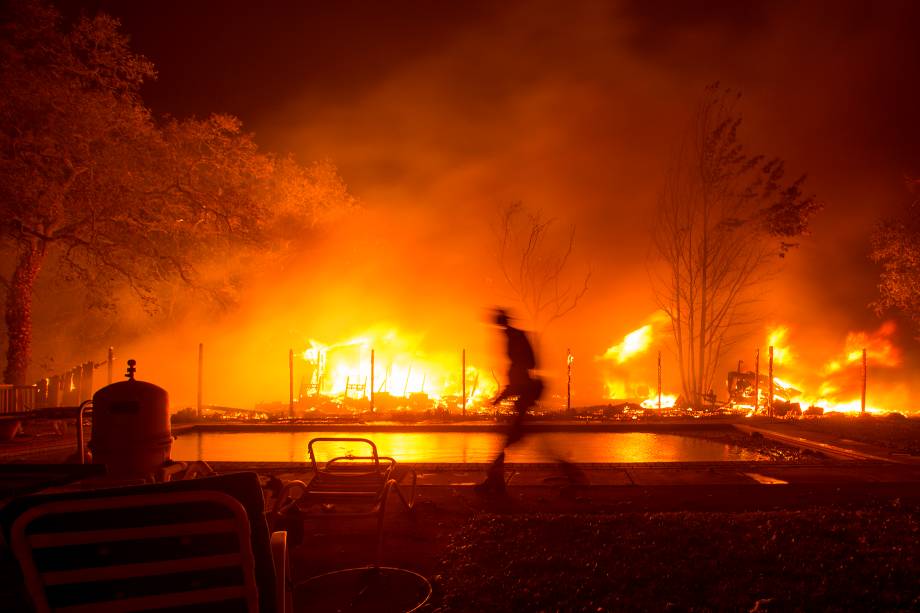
[50,0,920,410]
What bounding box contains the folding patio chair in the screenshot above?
[1,471,290,613]
[270,437,416,563]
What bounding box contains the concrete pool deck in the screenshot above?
[219,459,920,490]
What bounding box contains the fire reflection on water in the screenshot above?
[171,431,764,463]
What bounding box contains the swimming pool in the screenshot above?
[171,429,764,463]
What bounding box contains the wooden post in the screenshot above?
[288,349,294,419]
[107,347,114,384]
[567,349,574,413]
[768,346,774,417]
[70,364,83,405]
[861,348,867,414]
[197,343,203,419]
[656,350,662,411]
[370,349,376,412]
[82,361,93,403]
[753,348,760,414]
[462,349,466,417]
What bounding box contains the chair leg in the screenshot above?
[375,479,397,567]
[393,467,417,513]
[271,531,291,613]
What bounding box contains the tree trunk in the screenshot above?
[4,244,44,385]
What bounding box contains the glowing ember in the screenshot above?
[640,394,678,409]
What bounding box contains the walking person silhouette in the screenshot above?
[475,309,544,494]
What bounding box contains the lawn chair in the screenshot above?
[271,437,416,563]
[1,471,290,613]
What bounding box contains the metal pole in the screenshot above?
[462,349,466,417]
[370,349,376,412]
[768,346,774,417]
[754,348,760,414]
[861,348,867,414]
[197,343,203,419]
[107,347,114,384]
[657,350,662,411]
[288,349,294,419]
[567,348,573,413]
[76,400,91,465]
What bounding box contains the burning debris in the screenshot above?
[291,328,497,415]
[599,315,909,415]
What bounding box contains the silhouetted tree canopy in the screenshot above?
[0,0,355,384]
[871,178,920,338]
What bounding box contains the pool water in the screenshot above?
[171,430,764,463]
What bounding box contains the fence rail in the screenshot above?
[34,361,97,409]
[0,385,37,414]
[0,349,114,414]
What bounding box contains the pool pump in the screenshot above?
[89,359,173,479]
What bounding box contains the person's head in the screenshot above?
[493,308,510,328]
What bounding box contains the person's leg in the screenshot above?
[475,450,506,494]
[479,401,527,493]
[476,388,529,494]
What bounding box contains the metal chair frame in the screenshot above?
[272,437,416,563]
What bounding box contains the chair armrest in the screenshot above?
[270,530,290,613]
[156,461,187,482]
[272,480,308,516]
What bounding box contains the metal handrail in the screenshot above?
[76,400,92,465]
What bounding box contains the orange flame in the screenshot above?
[598,313,667,365]
[298,327,496,410]
[841,321,901,368]
[599,315,908,415]
[600,324,654,364]
[760,321,903,414]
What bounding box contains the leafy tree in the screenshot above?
[0,1,355,384]
[651,84,821,408]
[871,178,920,336]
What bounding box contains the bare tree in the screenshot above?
[495,202,590,335]
[651,84,820,408]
